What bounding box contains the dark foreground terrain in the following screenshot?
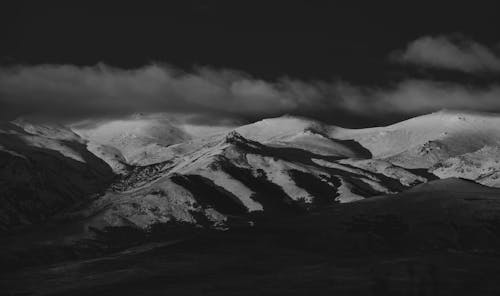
[3,178,500,295]
[2,230,500,296]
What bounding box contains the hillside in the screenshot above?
[333,110,500,168]
[280,178,500,252]
[0,120,114,232]
[73,114,192,167]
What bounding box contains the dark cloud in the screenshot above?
[0,64,319,122]
[392,35,500,73]
[0,63,499,127]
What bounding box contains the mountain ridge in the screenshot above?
[4,110,500,234]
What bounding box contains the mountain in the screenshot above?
[73,114,192,168]
[68,110,500,232]
[333,110,500,168]
[7,111,500,295]
[5,178,500,296]
[6,110,500,235]
[67,114,448,232]
[282,177,500,252]
[0,120,114,232]
[235,116,371,158]
[67,128,422,233]
[431,146,500,187]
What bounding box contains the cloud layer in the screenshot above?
[0,64,325,123]
[392,35,500,73]
[0,63,499,127]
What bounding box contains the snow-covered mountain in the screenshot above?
[6,110,500,234]
[431,146,500,187]
[73,114,192,168]
[332,110,500,168]
[62,116,432,232]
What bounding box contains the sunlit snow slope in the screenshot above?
[73,114,192,168]
[332,110,500,168]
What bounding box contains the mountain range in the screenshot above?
[3,110,500,234]
[4,110,500,294]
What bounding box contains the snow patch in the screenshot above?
[246,153,315,203]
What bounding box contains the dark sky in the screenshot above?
[2,1,498,82]
[1,1,500,127]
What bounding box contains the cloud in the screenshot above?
[0,63,499,127]
[344,80,500,115]
[0,64,333,123]
[392,35,500,73]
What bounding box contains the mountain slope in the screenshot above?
[5,178,500,296]
[277,178,500,252]
[332,110,500,168]
[236,116,371,158]
[0,120,114,232]
[431,146,500,187]
[73,114,192,167]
